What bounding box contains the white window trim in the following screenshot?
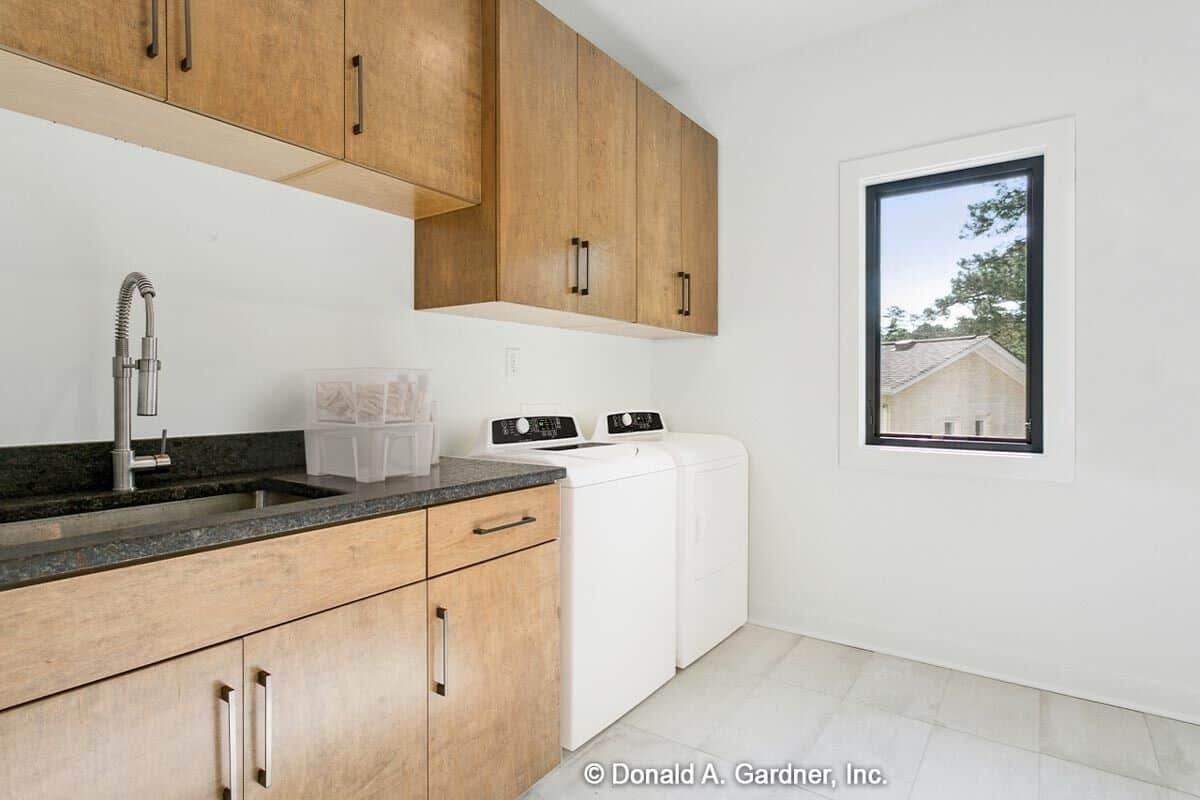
[838,118,1076,482]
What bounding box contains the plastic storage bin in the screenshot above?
[306,368,432,426]
[304,423,435,482]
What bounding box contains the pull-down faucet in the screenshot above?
[112,272,171,491]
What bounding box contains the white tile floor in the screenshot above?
[523,625,1200,799]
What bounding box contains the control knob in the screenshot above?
[621,413,633,427]
[515,417,531,435]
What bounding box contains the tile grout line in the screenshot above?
[1142,712,1169,784]
[905,718,937,800]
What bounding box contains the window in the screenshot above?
[865,157,1043,453]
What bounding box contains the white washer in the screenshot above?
[592,411,748,668]
[472,414,677,750]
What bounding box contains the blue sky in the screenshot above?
[880,177,1025,325]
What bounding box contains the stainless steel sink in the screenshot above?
[0,490,312,548]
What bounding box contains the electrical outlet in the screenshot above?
[505,347,520,378]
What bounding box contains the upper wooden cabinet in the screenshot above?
[428,541,560,800]
[0,0,482,217]
[636,83,719,334]
[243,586,427,800]
[416,0,716,337]
[345,0,482,203]
[0,640,242,800]
[682,115,719,334]
[166,0,345,157]
[0,0,166,97]
[576,37,637,322]
[636,82,684,331]
[496,0,578,312]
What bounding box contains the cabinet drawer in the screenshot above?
[428,484,559,576]
[0,510,425,712]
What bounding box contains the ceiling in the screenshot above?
[537,0,947,90]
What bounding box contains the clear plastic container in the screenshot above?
[304,423,435,482]
[305,368,432,426]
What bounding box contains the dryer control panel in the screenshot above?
[606,411,665,435]
[492,415,579,445]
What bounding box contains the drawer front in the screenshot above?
[427,484,559,576]
[0,510,425,712]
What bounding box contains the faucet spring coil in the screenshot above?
[114,272,156,339]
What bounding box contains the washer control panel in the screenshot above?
[492,415,579,445]
[605,411,664,435]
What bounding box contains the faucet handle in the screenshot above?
[155,429,172,468]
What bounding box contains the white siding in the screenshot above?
[884,353,1025,438]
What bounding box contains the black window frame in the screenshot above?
[865,156,1044,454]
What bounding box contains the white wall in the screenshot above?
[655,0,1200,721]
[0,108,656,454]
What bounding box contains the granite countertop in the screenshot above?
[0,457,565,590]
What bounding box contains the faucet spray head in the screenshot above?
[137,335,160,416]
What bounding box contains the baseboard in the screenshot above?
[748,616,1200,727]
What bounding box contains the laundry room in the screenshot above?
[0,1,1197,798]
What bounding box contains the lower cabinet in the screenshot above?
[243,584,428,800]
[0,639,242,799]
[428,541,561,800]
[0,494,561,800]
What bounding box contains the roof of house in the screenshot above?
[880,335,1024,394]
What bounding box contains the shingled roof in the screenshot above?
[880,335,1023,394]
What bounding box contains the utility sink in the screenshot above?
[0,488,318,548]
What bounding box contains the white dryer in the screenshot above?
[593,411,748,667]
[472,414,677,750]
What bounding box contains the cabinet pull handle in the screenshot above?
[580,240,590,296]
[473,515,537,536]
[352,55,365,135]
[146,1,159,58]
[570,237,581,293]
[435,607,449,696]
[179,0,192,71]
[677,271,686,315]
[684,272,692,316]
[220,685,238,800]
[256,671,273,788]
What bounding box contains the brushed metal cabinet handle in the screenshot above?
[220,685,238,800]
[179,0,192,71]
[473,515,537,536]
[580,240,590,296]
[677,271,686,315]
[146,0,159,58]
[570,237,580,293]
[256,670,273,788]
[684,272,692,317]
[434,607,448,696]
[352,55,365,135]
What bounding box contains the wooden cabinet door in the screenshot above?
[428,541,560,800]
[242,585,427,800]
[576,37,637,322]
[497,0,578,312]
[0,640,241,800]
[0,0,166,97]
[167,0,344,157]
[345,0,482,203]
[636,82,684,330]
[682,116,718,334]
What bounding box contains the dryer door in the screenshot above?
[691,458,748,578]
[678,456,749,667]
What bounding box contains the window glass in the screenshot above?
[866,158,1042,453]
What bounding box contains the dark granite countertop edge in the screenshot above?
[0,459,565,591]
